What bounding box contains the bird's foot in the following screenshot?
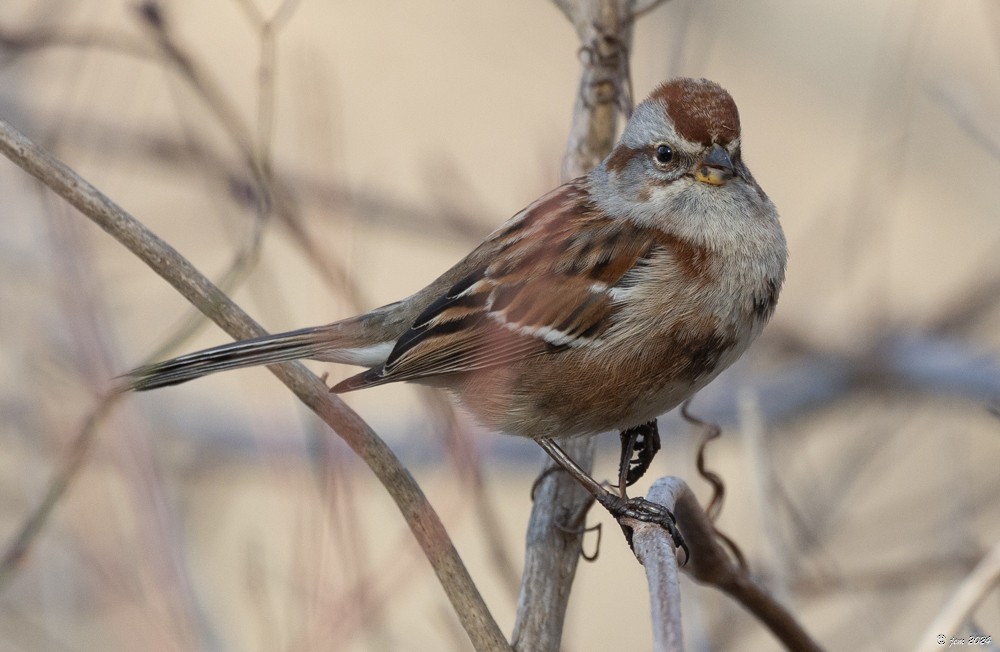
[596,491,688,563]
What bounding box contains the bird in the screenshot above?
[125,77,787,538]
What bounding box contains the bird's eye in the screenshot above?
[654,144,673,164]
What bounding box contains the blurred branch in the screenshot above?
[135,2,259,178]
[697,330,1000,427]
[133,1,366,308]
[928,80,1000,162]
[0,24,156,65]
[926,270,1000,337]
[915,539,1000,652]
[0,12,488,286]
[0,397,117,590]
[85,118,488,241]
[230,0,303,160]
[0,113,511,652]
[421,388,522,599]
[512,2,641,650]
[632,0,670,19]
[0,8,353,357]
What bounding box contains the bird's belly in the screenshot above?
[449,325,750,439]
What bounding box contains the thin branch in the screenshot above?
[0,113,511,652]
[0,113,488,243]
[915,540,1000,652]
[625,478,687,652]
[0,25,157,65]
[421,388,522,599]
[632,0,670,19]
[0,9,363,311]
[0,396,118,589]
[231,0,304,172]
[928,80,1000,162]
[134,1,367,308]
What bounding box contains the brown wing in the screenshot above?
[331,180,665,392]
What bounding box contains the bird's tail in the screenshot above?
[123,320,386,391]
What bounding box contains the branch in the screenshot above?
[626,479,686,652]
[0,398,116,589]
[557,0,636,181]
[0,114,510,652]
[661,479,824,651]
[915,539,1000,652]
[630,477,824,651]
[133,2,367,308]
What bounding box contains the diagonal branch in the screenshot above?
[0,113,511,652]
[915,539,1000,652]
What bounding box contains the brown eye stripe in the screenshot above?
[605,145,640,175]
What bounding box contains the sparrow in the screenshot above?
[126,78,787,534]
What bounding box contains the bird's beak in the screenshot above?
[694,144,735,186]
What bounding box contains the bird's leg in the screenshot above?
[537,437,686,560]
[617,420,661,497]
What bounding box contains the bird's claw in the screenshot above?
[597,493,688,564]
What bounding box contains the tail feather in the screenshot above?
[330,367,387,393]
[125,324,360,391]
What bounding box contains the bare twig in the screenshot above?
[511,449,595,651]
[0,115,488,243]
[683,399,748,570]
[556,0,636,181]
[0,25,157,64]
[0,7,363,308]
[915,539,1000,652]
[681,399,725,520]
[632,0,670,20]
[231,0,303,159]
[625,478,688,652]
[928,80,1000,163]
[0,396,118,589]
[0,113,510,652]
[134,1,366,308]
[421,388,522,598]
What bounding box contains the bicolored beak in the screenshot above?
[694,144,735,186]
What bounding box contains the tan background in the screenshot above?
[1,1,999,650]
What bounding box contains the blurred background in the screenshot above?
[1,1,998,650]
